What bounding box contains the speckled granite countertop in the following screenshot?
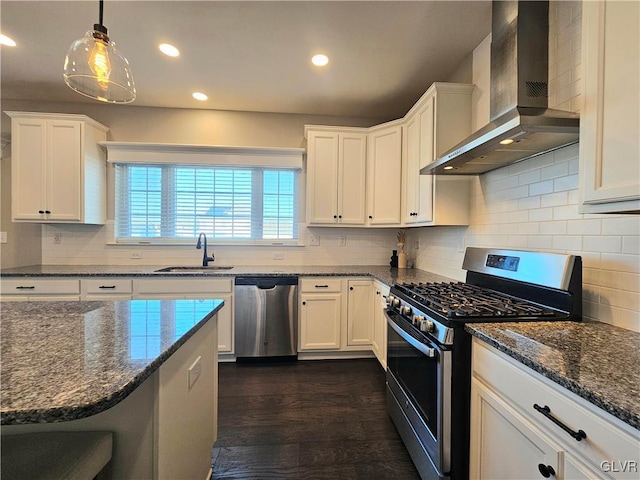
[0,264,456,287]
[1,299,224,425]
[466,322,640,430]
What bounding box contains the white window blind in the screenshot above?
[115,164,299,243]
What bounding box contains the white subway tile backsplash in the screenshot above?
[567,218,602,235]
[541,162,569,180]
[540,221,567,235]
[623,236,640,255]
[529,180,555,196]
[602,216,640,236]
[540,191,569,208]
[552,235,582,252]
[553,173,579,192]
[529,208,554,222]
[583,236,622,254]
[527,235,554,250]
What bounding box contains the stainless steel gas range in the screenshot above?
[385,247,582,480]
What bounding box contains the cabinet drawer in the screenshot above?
[473,339,640,476]
[0,279,80,295]
[83,278,133,295]
[300,278,343,293]
[134,278,233,295]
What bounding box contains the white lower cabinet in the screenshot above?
[470,338,640,480]
[299,278,342,351]
[0,279,80,301]
[132,278,234,356]
[298,277,375,354]
[346,280,373,347]
[371,280,389,369]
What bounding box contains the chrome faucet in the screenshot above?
[196,233,215,266]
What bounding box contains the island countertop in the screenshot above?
[0,298,224,425]
[466,321,640,430]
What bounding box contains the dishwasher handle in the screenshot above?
[235,276,298,287]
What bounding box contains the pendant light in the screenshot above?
[63,0,136,103]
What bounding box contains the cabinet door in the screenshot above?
[367,126,402,225]
[580,0,640,213]
[47,120,83,222]
[403,115,419,223]
[189,293,233,354]
[307,131,339,224]
[299,294,341,350]
[338,133,367,225]
[371,281,389,369]
[470,378,561,480]
[418,95,435,169]
[563,451,613,480]
[11,118,47,221]
[346,280,372,346]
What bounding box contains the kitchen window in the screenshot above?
[114,163,299,244]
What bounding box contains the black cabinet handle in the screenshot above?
[45,210,51,214]
[376,290,380,295]
[16,286,35,290]
[533,404,587,441]
[538,464,556,478]
[99,285,117,289]
[38,210,44,214]
[315,284,329,288]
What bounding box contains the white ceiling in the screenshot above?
[1,1,491,121]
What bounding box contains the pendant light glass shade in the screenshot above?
[63,3,136,104]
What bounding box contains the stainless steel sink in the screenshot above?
[155,266,234,272]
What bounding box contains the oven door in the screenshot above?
[385,308,452,477]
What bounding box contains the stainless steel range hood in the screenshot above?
[422,1,579,175]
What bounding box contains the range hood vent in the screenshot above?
[422,1,579,175]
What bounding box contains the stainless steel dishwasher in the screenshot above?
[234,276,298,361]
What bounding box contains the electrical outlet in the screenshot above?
[0,232,7,244]
[457,236,465,254]
[339,236,347,246]
[273,252,284,260]
[188,356,202,389]
[131,251,142,259]
[414,240,420,250]
[53,233,62,244]
[309,234,320,246]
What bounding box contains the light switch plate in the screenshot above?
[0,232,7,244]
[273,252,284,260]
[339,236,347,246]
[309,234,320,246]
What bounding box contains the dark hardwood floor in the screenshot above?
[212,358,421,480]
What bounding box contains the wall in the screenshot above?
[413,1,640,332]
[0,99,399,267]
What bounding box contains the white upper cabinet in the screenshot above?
[7,112,108,224]
[367,123,403,226]
[305,127,367,225]
[402,83,474,226]
[579,0,640,213]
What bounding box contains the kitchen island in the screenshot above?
[1,298,224,479]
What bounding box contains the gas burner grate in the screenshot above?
[397,282,560,319]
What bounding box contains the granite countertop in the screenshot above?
[466,322,640,430]
[0,264,457,287]
[1,298,224,425]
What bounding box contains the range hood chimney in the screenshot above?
[422,1,579,175]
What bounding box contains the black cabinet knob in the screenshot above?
[302,301,306,305]
[333,215,337,219]
[45,210,51,214]
[38,210,44,214]
[349,286,354,290]
[538,464,556,478]
[338,215,342,219]
[368,215,373,219]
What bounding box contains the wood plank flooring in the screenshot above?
[212,358,421,480]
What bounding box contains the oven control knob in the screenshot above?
[390,296,401,308]
[400,305,412,316]
[412,314,424,326]
[419,319,435,333]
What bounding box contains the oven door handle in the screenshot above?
[386,311,436,358]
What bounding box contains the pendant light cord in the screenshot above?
[99,0,104,27]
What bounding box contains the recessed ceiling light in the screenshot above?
[443,166,454,170]
[311,54,329,67]
[500,138,514,145]
[0,33,17,47]
[159,43,180,57]
[192,92,208,101]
